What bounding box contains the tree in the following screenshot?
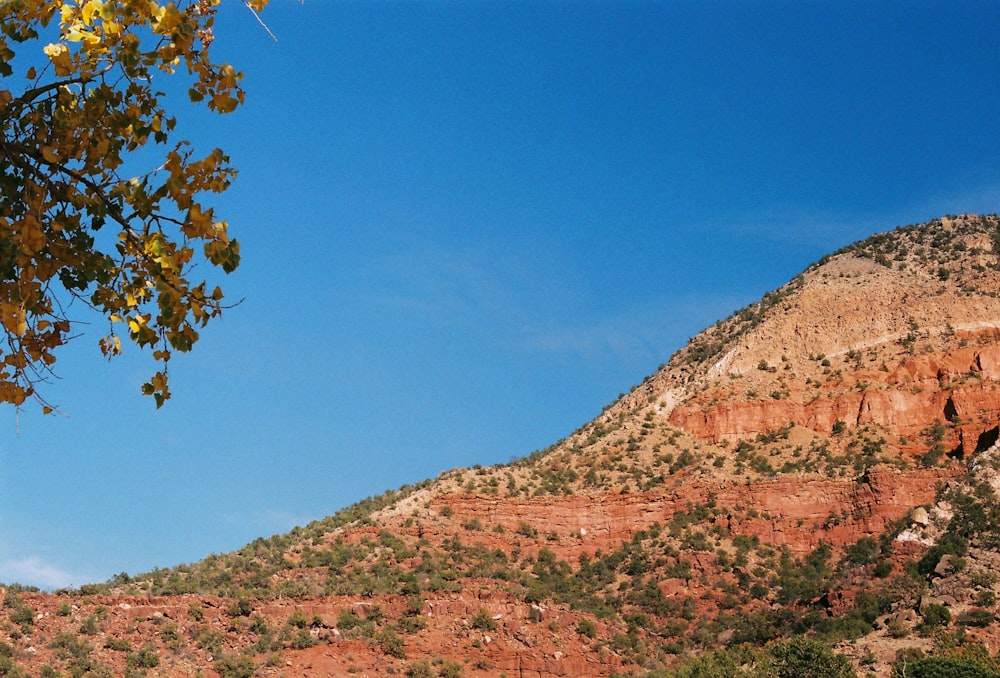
[0,0,267,409]
[765,635,856,678]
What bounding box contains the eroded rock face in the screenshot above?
[431,465,951,559]
[667,343,1000,457]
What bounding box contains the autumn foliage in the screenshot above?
[0,0,267,409]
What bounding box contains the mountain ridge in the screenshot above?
[5,214,1000,677]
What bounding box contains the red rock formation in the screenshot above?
[431,465,952,558]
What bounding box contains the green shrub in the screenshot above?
[437,660,464,678]
[227,598,253,617]
[78,614,98,635]
[765,635,856,677]
[892,655,997,678]
[286,610,309,629]
[103,637,131,651]
[379,628,406,658]
[337,608,361,630]
[399,615,427,634]
[9,606,33,627]
[516,521,538,538]
[471,609,497,631]
[126,645,160,669]
[874,560,894,577]
[405,661,434,678]
[920,604,952,631]
[844,537,880,566]
[214,653,255,678]
[50,632,91,660]
[288,628,317,650]
[956,609,995,628]
[0,656,25,678]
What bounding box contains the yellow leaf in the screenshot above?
[184,204,212,237]
[42,43,72,77]
[81,0,104,25]
[41,146,59,163]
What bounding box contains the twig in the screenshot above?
[243,1,278,42]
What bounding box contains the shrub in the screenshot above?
[399,615,427,634]
[462,518,484,531]
[288,628,317,650]
[103,637,131,651]
[438,660,465,677]
[471,609,497,631]
[213,653,255,678]
[379,628,406,658]
[405,661,434,678]
[78,614,98,635]
[845,537,880,566]
[765,635,856,677]
[286,610,310,629]
[126,645,160,669]
[338,608,361,630]
[227,598,253,617]
[892,656,996,678]
[920,603,951,631]
[516,521,538,538]
[0,656,24,677]
[874,560,894,578]
[50,632,91,660]
[956,609,995,628]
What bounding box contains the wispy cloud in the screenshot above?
[719,206,880,253]
[730,185,1000,256]
[358,243,528,330]
[354,241,754,371]
[903,181,1000,224]
[215,506,316,541]
[0,555,90,591]
[518,291,749,368]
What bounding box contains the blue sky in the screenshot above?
[1,0,998,589]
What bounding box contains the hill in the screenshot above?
[5,214,1000,677]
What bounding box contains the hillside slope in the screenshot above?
[5,214,1000,677]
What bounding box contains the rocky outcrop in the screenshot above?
[667,343,1000,456]
[431,465,952,558]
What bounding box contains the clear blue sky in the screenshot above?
[1,0,998,589]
